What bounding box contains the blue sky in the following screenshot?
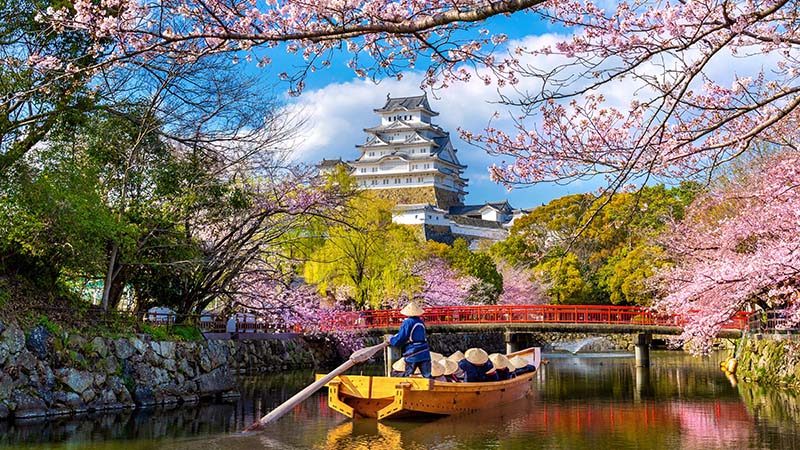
[241,11,601,209]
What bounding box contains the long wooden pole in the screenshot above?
[244,341,389,432]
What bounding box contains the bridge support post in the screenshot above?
[634,365,652,403]
[635,333,651,367]
[383,334,401,377]
[505,331,519,354]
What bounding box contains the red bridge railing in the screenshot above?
[324,305,751,332]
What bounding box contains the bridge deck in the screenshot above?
[326,305,748,337]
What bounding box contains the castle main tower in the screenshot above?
[348,94,468,209]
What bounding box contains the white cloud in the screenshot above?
[282,29,782,207]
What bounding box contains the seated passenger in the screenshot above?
[390,358,406,377]
[489,353,516,381]
[510,356,536,375]
[447,350,465,363]
[458,348,499,382]
[442,359,461,382]
[430,360,448,382]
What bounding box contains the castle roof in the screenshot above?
[449,201,513,216]
[447,215,507,229]
[317,158,349,169]
[375,94,438,116]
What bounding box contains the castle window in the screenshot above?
[371,167,377,172]
[424,164,430,169]
[417,177,423,182]
[406,178,411,183]
[394,178,400,184]
[369,152,375,157]
[371,180,377,185]
[360,168,366,173]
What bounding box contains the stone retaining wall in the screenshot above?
[736,334,800,387]
[217,334,341,374]
[0,318,641,422]
[0,320,340,421]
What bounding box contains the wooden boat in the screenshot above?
[317,347,541,420]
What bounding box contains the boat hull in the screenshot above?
[319,347,540,420]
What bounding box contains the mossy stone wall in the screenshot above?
[737,334,800,387]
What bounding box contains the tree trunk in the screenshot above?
[101,242,119,311]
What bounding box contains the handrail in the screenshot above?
[129,304,755,335]
[321,305,752,332]
[747,309,799,333]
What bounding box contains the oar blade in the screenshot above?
[243,341,389,432]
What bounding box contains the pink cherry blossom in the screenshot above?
[653,152,800,354]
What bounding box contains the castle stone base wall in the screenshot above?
[368,186,462,210]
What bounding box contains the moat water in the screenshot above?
[2,351,800,449]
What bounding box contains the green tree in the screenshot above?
[0,0,97,175]
[435,239,503,304]
[597,244,666,305]
[535,253,592,304]
[304,194,423,309]
[493,184,698,305]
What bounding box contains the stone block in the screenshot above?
[195,366,236,396]
[2,325,25,354]
[60,368,94,394]
[114,338,135,360]
[11,392,47,419]
[90,337,108,358]
[25,325,52,360]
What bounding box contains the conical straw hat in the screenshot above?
[447,350,465,362]
[489,353,511,370]
[392,358,406,372]
[431,360,446,377]
[429,352,444,362]
[464,348,489,365]
[443,359,459,376]
[509,356,529,370]
[400,301,424,317]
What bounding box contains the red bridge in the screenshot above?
[323,304,749,338]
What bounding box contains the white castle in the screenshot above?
[319,93,528,244]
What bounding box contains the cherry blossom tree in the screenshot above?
[413,257,479,306]
[465,0,800,195]
[130,164,352,316]
[235,279,365,356]
[654,151,800,354]
[497,263,547,305]
[29,0,800,195]
[35,0,539,96]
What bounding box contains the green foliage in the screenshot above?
[36,315,62,336]
[494,184,696,305]
[535,253,594,304]
[304,194,423,309]
[139,323,170,341]
[438,239,502,303]
[171,325,204,342]
[596,244,667,305]
[138,323,203,342]
[0,285,8,308]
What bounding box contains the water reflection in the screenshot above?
[2,352,800,450]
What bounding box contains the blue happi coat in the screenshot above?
[389,316,430,363]
[458,359,499,382]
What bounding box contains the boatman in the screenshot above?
[388,301,432,378]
